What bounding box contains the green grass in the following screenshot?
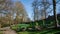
[18,31,39,34]
[0,31,3,34]
[11,24,30,30]
[11,24,60,34]
[17,29,60,34]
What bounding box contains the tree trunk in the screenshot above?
[53,0,58,28]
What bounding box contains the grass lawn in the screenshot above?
[0,31,3,34]
[18,31,39,34]
[11,24,60,34]
[17,29,60,34]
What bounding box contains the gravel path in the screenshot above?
[3,30,17,34]
[0,27,17,34]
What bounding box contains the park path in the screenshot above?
[3,30,17,34]
[0,27,17,34]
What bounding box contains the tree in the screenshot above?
[0,0,14,27]
[0,0,30,27]
[53,0,58,28]
[32,0,39,21]
[14,1,29,24]
[32,0,52,26]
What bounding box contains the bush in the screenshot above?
[1,24,10,27]
[11,24,30,32]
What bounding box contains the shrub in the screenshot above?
[11,24,30,32]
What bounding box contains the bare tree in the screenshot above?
[32,0,52,26]
[0,0,14,27]
[14,1,29,24]
[32,0,39,21]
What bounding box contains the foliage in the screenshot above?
[11,24,30,31]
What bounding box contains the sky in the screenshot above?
[20,0,34,20]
